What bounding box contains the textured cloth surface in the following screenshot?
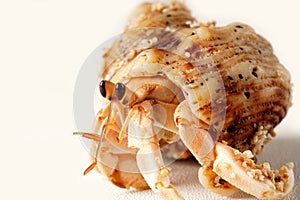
[100,137,300,200]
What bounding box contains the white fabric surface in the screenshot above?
[95,135,300,200]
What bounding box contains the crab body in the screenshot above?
[75,1,294,199]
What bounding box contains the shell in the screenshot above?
[100,1,291,155]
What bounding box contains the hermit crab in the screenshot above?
[74,1,294,199]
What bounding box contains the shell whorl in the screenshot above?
[101,1,292,154]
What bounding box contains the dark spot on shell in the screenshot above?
[258,49,262,54]
[252,71,258,78]
[238,74,244,79]
[228,76,234,81]
[234,29,237,32]
[200,82,204,86]
[239,47,244,51]
[244,91,250,99]
[227,125,236,133]
[252,67,258,77]
[166,14,172,18]
[191,32,195,35]
[166,61,170,65]
[236,25,244,29]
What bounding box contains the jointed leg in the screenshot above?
[174,100,238,196]
[174,100,294,198]
[127,100,184,200]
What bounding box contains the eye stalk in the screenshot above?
[115,83,126,101]
[99,80,115,100]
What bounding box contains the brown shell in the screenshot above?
[101,1,291,154]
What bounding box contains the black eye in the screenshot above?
[115,83,126,100]
[99,80,106,98]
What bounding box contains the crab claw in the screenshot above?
[212,142,294,199]
[174,100,215,162]
[198,165,238,196]
[174,100,238,195]
[128,100,184,199]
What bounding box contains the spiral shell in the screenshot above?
[100,1,291,155]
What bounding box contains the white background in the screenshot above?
[0,0,299,199]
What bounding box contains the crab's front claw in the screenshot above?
[174,100,215,163]
[128,100,184,200]
[136,141,184,200]
[94,134,149,190]
[174,100,238,196]
[213,142,294,199]
[198,165,238,196]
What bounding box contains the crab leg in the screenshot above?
[174,100,215,162]
[174,100,238,196]
[127,100,184,200]
[76,123,149,189]
[137,140,183,200]
[174,100,295,199]
[213,142,294,199]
